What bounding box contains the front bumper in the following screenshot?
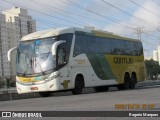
[16,78,60,94]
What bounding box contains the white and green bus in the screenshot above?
[8,27,146,97]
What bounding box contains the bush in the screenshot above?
[0,80,5,88]
[10,80,16,87]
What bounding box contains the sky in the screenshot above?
[0,0,160,59]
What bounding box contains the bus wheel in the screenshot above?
[72,76,84,95]
[129,74,136,89]
[39,92,51,97]
[124,74,130,89]
[95,86,109,92]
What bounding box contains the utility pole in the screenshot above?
[135,27,144,41]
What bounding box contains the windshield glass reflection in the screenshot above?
[16,37,56,76]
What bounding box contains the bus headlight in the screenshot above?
[53,71,60,78]
[46,71,60,81]
[46,76,54,81]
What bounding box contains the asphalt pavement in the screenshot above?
[0,86,160,120]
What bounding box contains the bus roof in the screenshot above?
[21,27,140,42]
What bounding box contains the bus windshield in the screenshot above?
[16,37,56,76]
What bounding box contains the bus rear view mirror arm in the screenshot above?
[7,47,17,61]
[51,40,66,57]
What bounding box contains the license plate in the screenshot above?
[31,87,38,90]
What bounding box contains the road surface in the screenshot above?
[0,86,160,120]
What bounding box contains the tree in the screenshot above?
[145,59,160,80]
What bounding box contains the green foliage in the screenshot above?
[0,80,5,88]
[0,77,16,89]
[10,80,16,87]
[145,59,160,79]
[5,77,16,88]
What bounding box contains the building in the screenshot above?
[0,13,10,83]
[0,7,36,83]
[153,45,160,65]
[158,46,160,65]
[153,50,158,62]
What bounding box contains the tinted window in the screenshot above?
[136,42,143,55]
[58,33,73,61]
[87,35,100,53]
[99,37,111,54]
[74,34,143,56]
[121,40,130,55]
[74,34,111,55]
[74,34,88,56]
[128,41,143,56]
[111,39,122,54]
[129,41,138,55]
[57,47,66,66]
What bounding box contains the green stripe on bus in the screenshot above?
[86,54,116,80]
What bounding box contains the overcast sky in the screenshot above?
[0,0,160,59]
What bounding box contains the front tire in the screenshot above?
[72,76,84,95]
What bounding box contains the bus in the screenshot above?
[8,27,146,97]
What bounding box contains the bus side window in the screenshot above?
[121,40,128,55]
[87,35,96,53]
[111,39,122,55]
[57,47,66,66]
[136,42,143,55]
[58,33,73,61]
[99,37,111,54]
[74,34,88,56]
[129,41,137,56]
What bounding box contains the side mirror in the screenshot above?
[7,47,17,61]
[51,40,66,57]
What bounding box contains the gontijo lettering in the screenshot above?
[114,57,133,64]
